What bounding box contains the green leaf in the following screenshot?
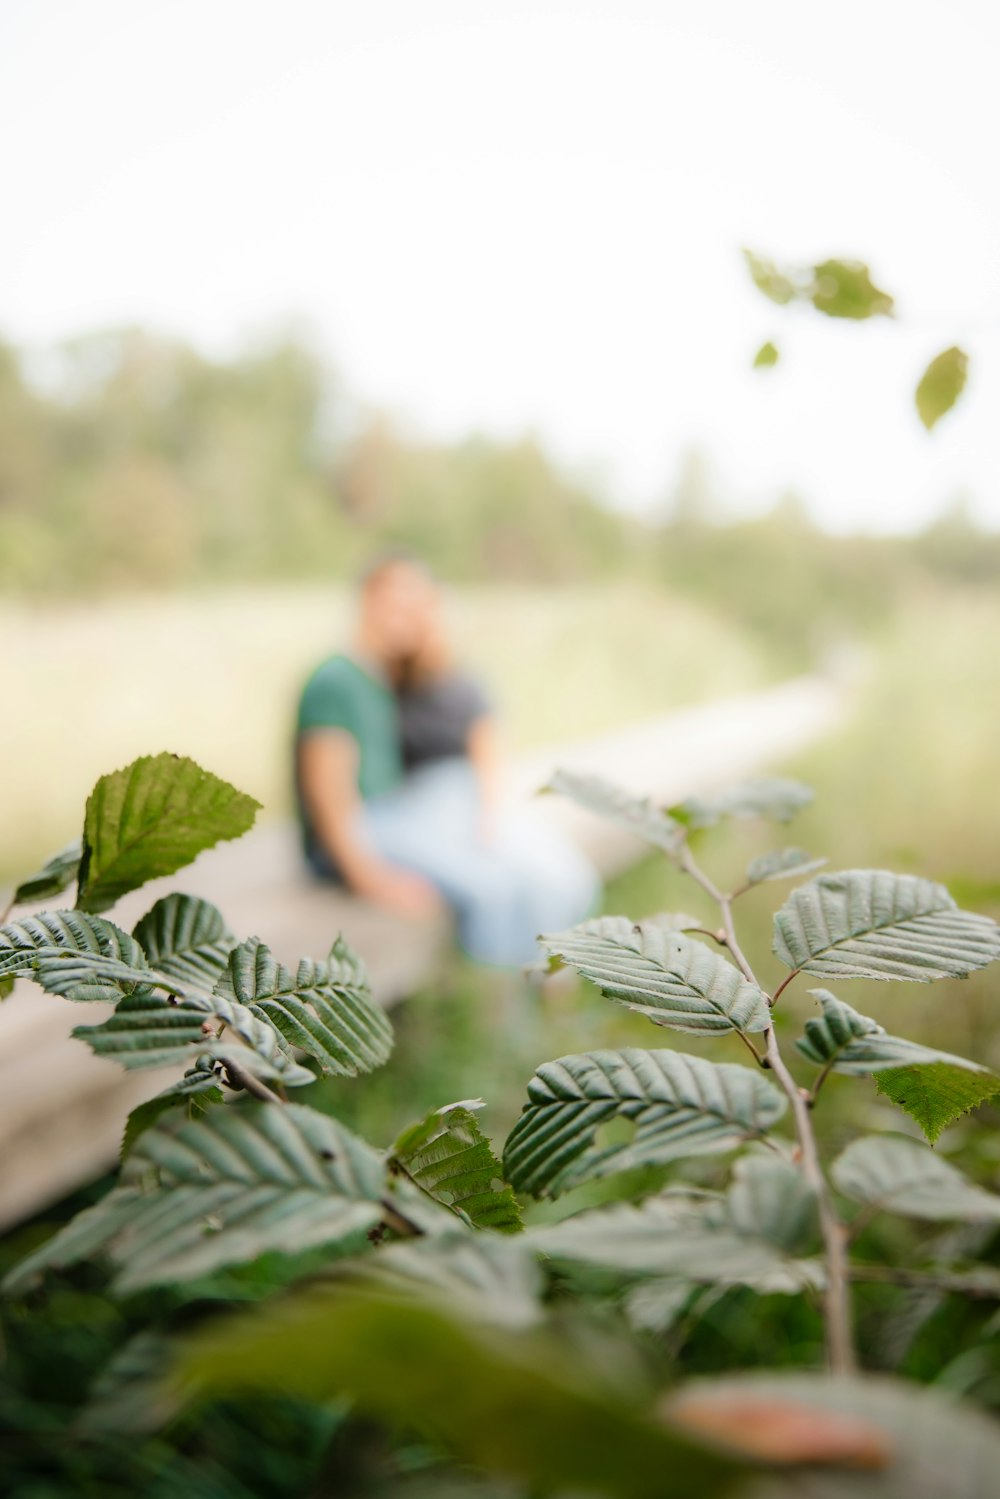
[0,976,13,1000]
[503,1049,786,1198]
[218,935,393,1078]
[875,1064,1000,1144]
[796,989,992,1079]
[672,777,813,830]
[746,848,827,887]
[752,340,780,369]
[809,259,894,320]
[174,1289,743,1499]
[390,1100,522,1231]
[3,1103,389,1295]
[915,346,969,431]
[832,1134,1000,1222]
[772,870,1000,982]
[743,249,799,306]
[529,1158,820,1294]
[71,986,315,1088]
[0,910,153,1002]
[12,840,82,904]
[540,916,770,1036]
[133,894,235,987]
[120,1069,224,1158]
[336,1233,542,1328]
[77,753,260,913]
[545,769,684,856]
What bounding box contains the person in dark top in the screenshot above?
[296,554,598,965]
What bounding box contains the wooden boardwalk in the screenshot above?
[0,673,844,1229]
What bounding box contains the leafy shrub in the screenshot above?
[4,754,1000,1495]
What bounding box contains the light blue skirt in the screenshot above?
[362,758,600,967]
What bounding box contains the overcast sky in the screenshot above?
[2,0,998,530]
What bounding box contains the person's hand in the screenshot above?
[361,867,444,919]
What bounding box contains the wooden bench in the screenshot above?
[0,674,843,1230]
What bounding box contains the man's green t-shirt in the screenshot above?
[296,654,403,801]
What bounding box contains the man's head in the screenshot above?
[356,551,437,667]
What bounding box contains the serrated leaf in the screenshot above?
[390,1101,522,1232]
[796,989,991,1080]
[336,1233,542,1328]
[0,910,153,1002]
[746,848,827,887]
[12,840,82,904]
[672,778,813,831]
[752,340,780,369]
[809,258,894,320]
[218,935,392,1078]
[772,870,1000,982]
[72,986,314,1088]
[120,1069,224,1158]
[529,1158,820,1294]
[874,1064,1000,1144]
[133,894,235,987]
[832,1135,1000,1222]
[77,753,260,913]
[915,345,968,431]
[503,1049,786,1198]
[540,916,770,1036]
[743,249,799,306]
[3,1103,389,1295]
[545,769,684,856]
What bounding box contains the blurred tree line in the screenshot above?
[3,326,998,667]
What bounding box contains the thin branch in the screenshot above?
[769,970,800,1009]
[677,841,856,1375]
[378,1198,425,1239]
[734,1028,766,1067]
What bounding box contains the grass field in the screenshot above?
[1,581,771,880]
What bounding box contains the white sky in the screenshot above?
[2,0,998,531]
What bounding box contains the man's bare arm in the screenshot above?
[297,731,441,916]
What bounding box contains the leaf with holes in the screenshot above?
[133,894,235,988]
[544,769,684,856]
[76,753,260,914]
[13,840,82,905]
[3,1103,389,1295]
[503,1049,786,1198]
[218,935,392,1078]
[832,1135,1000,1223]
[540,917,769,1036]
[0,911,153,1002]
[390,1101,521,1232]
[773,870,1000,982]
[746,848,827,887]
[672,778,813,831]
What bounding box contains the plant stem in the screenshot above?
[222,1056,286,1105]
[679,840,856,1374]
